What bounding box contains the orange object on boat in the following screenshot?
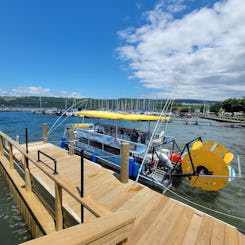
[170,153,182,164]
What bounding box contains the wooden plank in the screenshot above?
[133,198,175,244]
[26,142,245,245]
[20,210,135,245]
[166,206,194,245]
[31,153,113,218]
[224,224,239,245]
[196,215,214,244]
[55,182,63,231]
[128,197,173,244]
[9,143,14,168]
[182,210,204,245]
[238,230,245,245]
[93,180,137,209]
[144,201,185,244]
[109,184,150,212]
[4,139,244,245]
[211,219,225,245]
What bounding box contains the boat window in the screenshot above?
[90,141,102,150]
[104,145,120,155]
[79,138,88,144]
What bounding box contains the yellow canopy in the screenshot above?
[76,110,170,121]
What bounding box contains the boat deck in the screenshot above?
[14,141,244,244]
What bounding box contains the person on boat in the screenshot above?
[130,129,139,142]
[140,132,146,144]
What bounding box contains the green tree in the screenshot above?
[222,98,244,112]
[210,102,223,113]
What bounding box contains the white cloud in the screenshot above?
[117,0,245,100]
[166,0,186,13]
[58,90,84,98]
[10,86,51,96]
[0,86,84,98]
[0,88,7,95]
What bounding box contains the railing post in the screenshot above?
[9,143,14,169]
[120,142,130,183]
[0,135,4,156]
[23,150,32,192]
[42,123,48,143]
[25,168,32,192]
[55,182,63,231]
[68,128,74,155]
[24,155,29,169]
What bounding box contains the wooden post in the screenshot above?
[0,135,4,156]
[42,123,48,143]
[120,142,130,183]
[55,182,63,231]
[23,155,28,169]
[25,168,32,192]
[9,143,14,169]
[68,128,74,155]
[23,149,32,192]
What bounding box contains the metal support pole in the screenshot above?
[81,150,84,223]
[54,160,57,175]
[25,128,29,168]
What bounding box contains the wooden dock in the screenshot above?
[0,131,244,244]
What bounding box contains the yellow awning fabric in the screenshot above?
[76,110,170,121]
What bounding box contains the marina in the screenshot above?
[1,0,245,243]
[0,129,244,244]
[1,130,245,244]
[1,113,243,244]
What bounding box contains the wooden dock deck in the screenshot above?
[0,132,244,244]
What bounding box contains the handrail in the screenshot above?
[0,131,112,223]
[37,150,58,174]
[19,210,135,245]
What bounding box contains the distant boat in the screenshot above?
[76,110,171,121]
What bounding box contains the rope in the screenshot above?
[48,99,88,135]
[166,187,245,221]
[135,99,173,183]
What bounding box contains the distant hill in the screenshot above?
[0,96,218,111]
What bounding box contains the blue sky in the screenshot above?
[0,0,244,100]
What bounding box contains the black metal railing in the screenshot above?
[37,150,58,174]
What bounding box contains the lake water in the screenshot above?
[0,111,244,243]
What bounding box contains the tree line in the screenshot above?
[209,98,245,114]
[0,96,244,113]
